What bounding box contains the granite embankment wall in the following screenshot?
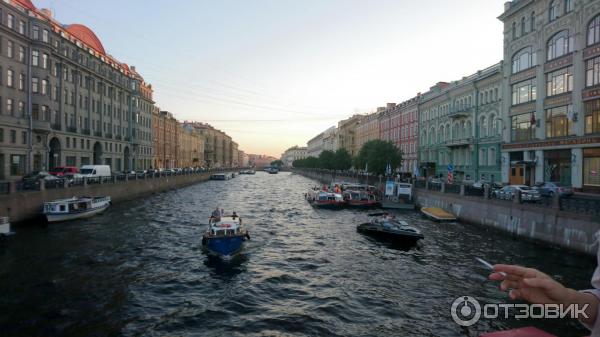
[296,169,600,256]
[1,172,225,223]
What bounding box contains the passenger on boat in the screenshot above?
[232,211,238,219]
[211,207,221,221]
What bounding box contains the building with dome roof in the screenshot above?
[0,0,155,180]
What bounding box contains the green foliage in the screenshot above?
[318,150,335,170]
[270,160,284,167]
[354,140,403,175]
[333,148,352,170]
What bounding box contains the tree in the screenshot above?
[355,140,403,175]
[318,150,335,170]
[333,148,352,170]
[271,160,284,167]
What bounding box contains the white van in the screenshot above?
[77,165,112,178]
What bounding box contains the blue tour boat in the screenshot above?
[202,215,249,256]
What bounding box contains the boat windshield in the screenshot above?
[80,169,94,174]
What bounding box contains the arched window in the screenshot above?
[549,0,559,22]
[445,123,451,141]
[485,92,489,104]
[547,30,573,61]
[512,22,517,39]
[466,121,472,138]
[430,127,436,144]
[512,46,537,73]
[460,121,466,139]
[494,88,499,101]
[467,96,472,107]
[588,14,600,46]
[480,116,488,138]
[439,126,445,142]
[452,123,459,140]
[489,114,497,135]
[530,12,536,31]
[479,148,487,166]
[489,147,497,166]
[564,0,573,14]
[521,17,526,35]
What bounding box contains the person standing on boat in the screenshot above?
[490,245,600,336]
[211,207,221,221]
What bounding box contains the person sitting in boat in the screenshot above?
[211,207,221,221]
[232,211,238,219]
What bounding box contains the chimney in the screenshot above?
[504,2,512,11]
[40,8,52,18]
[386,103,396,109]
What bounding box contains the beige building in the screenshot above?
[177,123,204,168]
[355,111,382,152]
[152,110,178,169]
[337,114,363,157]
[182,122,236,168]
[306,126,337,158]
[281,145,307,167]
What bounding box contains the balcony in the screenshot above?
[445,137,474,147]
[94,131,102,137]
[82,129,91,135]
[32,120,51,133]
[116,135,122,140]
[51,123,62,131]
[66,126,77,133]
[105,133,113,139]
[448,107,473,119]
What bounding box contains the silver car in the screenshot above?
[493,185,541,202]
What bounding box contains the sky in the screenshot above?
[34,0,506,157]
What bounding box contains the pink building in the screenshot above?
[378,96,420,175]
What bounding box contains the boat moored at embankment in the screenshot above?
[305,189,345,209]
[210,173,233,180]
[43,196,111,223]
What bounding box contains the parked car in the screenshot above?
[75,165,112,179]
[49,166,80,177]
[21,171,65,190]
[533,182,574,197]
[492,185,541,202]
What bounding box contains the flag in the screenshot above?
[567,105,574,121]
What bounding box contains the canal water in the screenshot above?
[0,172,596,337]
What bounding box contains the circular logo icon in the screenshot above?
[451,296,481,327]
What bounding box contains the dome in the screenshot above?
[65,24,106,55]
[15,0,35,10]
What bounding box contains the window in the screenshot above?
[10,130,16,143]
[42,29,49,43]
[511,113,535,141]
[10,154,25,176]
[7,40,13,58]
[480,116,488,138]
[0,128,3,142]
[21,131,26,144]
[530,12,536,31]
[32,77,38,93]
[589,15,600,46]
[18,46,24,63]
[489,147,497,166]
[511,78,537,105]
[480,148,488,166]
[6,69,13,87]
[42,53,48,69]
[18,20,25,35]
[18,101,24,116]
[585,99,600,134]
[7,14,14,29]
[32,50,39,67]
[512,47,537,73]
[41,79,48,95]
[32,25,39,39]
[547,30,573,61]
[546,66,573,96]
[18,73,24,90]
[564,0,573,14]
[549,0,559,22]
[6,99,13,116]
[512,22,517,40]
[546,105,573,138]
[521,17,526,35]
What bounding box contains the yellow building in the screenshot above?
[337,114,363,157]
[355,110,382,152]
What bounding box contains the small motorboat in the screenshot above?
[343,190,380,208]
[43,196,111,223]
[305,189,345,209]
[202,215,250,256]
[210,173,231,180]
[357,214,424,243]
[420,207,456,222]
[239,169,256,175]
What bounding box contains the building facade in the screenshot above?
[152,110,178,169]
[337,114,362,157]
[176,123,204,168]
[355,111,381,152]
[418,64,503,182]
[499,0,600,192]
[281,145,307,167]
[0,0,157,180]
[182,122,234,168]
[306,126,337,158]
[379,97,420,175]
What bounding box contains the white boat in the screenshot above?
[0,216,13,236]
[210,173,231,180]
[43,196,111,223]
